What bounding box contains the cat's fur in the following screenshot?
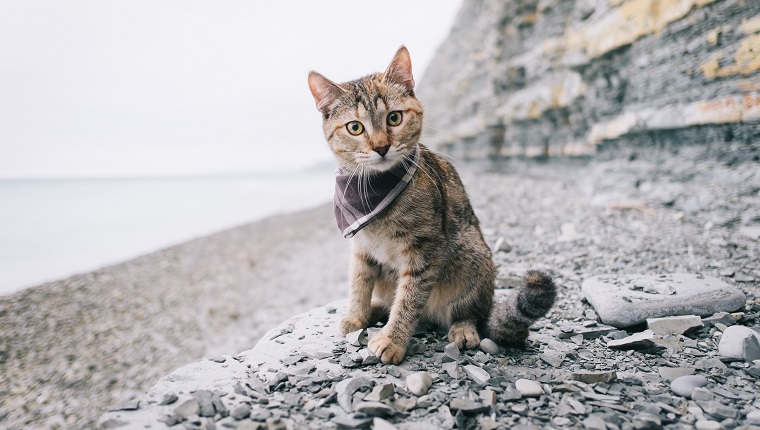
[308,46,556,364]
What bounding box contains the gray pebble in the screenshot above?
[515,379,542,397]
[230,404,251,420]
[479,338,499,354]
[462,365,490,385]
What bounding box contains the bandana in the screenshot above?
[334,146,420,238]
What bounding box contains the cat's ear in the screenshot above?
[308,71,345,114]
[384,46,415,95]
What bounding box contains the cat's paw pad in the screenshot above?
[340,316,367,335]
[368,333,406,364]
[448,325,481,350]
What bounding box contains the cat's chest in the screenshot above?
[352,227,409,269]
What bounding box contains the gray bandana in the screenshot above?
[334,146,420,238]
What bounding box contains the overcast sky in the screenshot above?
[0,1,462,179]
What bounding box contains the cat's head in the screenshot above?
[308,46,423,173]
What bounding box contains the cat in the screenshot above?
[307,46,556,364]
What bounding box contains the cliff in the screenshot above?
[417,0,760,159]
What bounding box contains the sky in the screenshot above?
[0,0,462,179]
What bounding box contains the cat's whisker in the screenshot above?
[429,149,464,168]
[343,164,361,199]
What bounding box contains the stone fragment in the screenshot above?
[462,365,490,385]
[582,274,746,328]
[335,377,372,412]
[607,330,657,350]
[449,397,489,414]
[364,383,394,402]
[702,312,736,328]
[697,400,738,420]
[670,375,708,398]
[230,404,251,420]
[582,414,607,430]
[632,412,661,429]
[657,367,695,380]
[747,410,760,425]
[690,388,713,401]
[718,325,760,358]
[647,315,703,335]
[479,338,499,354]
[694,421,722,430]
[354,401,394,417]
[442,342,460,362]
[331,414,373,429]
[346,329,368,346]
[539,351,564,367]
[173,398,200,419]
[570,370,617,384]
[441,361,459,378]
[502,384,523,400]
[695,358,727,370]
[193,390,216,417]
[406,371,432,396]
[479,389,497,406]
[515,379,542,397]
[743,334,760,363]
[389,396,416,412]
[372,417,397,430]
[105,400,139,412]
[558,323,618,339]
[158,393,178,406]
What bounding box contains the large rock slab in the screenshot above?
[582,274,745,328]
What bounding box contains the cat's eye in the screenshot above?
[387,111,403,126]
[346,121,364,135]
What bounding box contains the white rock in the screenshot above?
[718,325,760,359]
[582,274,746,328]
[670,375,708,398]
[747,410,760,425]
[406,371,432,396]
[514,378,543,397]
[695,420,722,430]
[479,338,499,354]
[647,315,703,335]
[462,365,491,385]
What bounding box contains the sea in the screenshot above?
[0,170,335,295]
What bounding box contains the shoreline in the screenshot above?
[0,202,349,429]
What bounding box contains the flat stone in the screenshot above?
[657,367,695,380]
[570,370,617,384]
[557,323,618,339]
[449,397,489,414]
[697,400,738,420]
[462,365,490,385]
[607,330,657,350]
[583,414,607,430]
[670,375,708,398]
[515,379,543,397]
[747,410,760,425]
[694,421,722,430]
[702,312,736,328]
[331,414,373,429]
[363,383,394,402]
[406,371,432,396]
[582,274,746,328]
[158,393,178,406]
[691,387,713,401]
[354,401,394,417]
[346,329,368,346]
[539,351,564,367]
[718,325,760,358]
[743,333,760,362]
[372,417,398,430]
[647,315,704,335]
[632,412,661,429]
[173,398,199,419]
[230,404,251,420]
[695,358,727,370]
[105,400,140,412]
[479,338,499,354]
[335,377,372,412]
[479,389,497,406]
[442,342,460,362]
[441,361,459,378]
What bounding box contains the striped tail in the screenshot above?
[487,270,557,345]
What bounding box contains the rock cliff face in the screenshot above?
[417,0,760,159]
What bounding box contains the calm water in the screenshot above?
[0,172,334,294]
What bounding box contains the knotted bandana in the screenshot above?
[334,146,420,238]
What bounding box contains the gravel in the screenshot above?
[4,143,760,429]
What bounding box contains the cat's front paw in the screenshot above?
[368,333,407,364]
[340,316,368,335]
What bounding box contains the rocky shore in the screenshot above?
[3,142,759,429]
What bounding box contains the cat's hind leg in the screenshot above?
[448,320,481,349]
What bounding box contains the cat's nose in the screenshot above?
[373,145,390,157]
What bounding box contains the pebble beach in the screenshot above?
[2,142,759,429]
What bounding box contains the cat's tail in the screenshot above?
[486,270,557,345]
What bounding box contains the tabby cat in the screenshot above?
[308,46,556,364]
